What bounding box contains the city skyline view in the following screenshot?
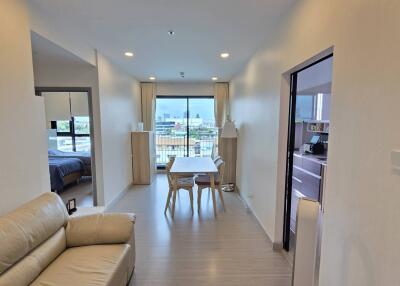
[156,97,215,122]
[155,97,217,165]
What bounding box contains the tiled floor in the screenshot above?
[110,174,292,286]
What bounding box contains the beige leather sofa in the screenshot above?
[0,193,135,286]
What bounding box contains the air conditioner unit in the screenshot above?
[292,198,321,286]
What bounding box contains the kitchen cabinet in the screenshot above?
[291,153,325,234]
[292,153,325,202]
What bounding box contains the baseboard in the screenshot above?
[273,242,284,250]
[236,188,277,247]
[105,183,133,211]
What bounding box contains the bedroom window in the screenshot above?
[56,120,71,133]
[51,116,91,152]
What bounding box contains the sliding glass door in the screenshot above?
[155,96,217,167]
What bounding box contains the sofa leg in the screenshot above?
[127,266,135,285]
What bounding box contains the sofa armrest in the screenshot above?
[66,212,136,248]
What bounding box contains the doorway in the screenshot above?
[36,87,97,207]
[283,55,333,255]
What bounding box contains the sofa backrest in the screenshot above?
[0,193,68,275]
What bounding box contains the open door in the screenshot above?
[283,54,333,253]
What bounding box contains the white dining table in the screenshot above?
[170,157,219,218]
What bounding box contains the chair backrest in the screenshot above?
[213,156,221,163]
[215,159,225,183]
[165,158,175,188]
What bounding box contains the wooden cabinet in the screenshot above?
[131,131,155,185]
[218,137,237,185]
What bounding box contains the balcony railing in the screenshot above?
[156,130,218,166]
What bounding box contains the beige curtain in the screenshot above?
[141,82,156,131]
[214,83,229,128]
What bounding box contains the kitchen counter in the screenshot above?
[294,151,327,166]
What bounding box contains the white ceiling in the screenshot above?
[28,0,295,82]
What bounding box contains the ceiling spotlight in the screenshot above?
[149,76,156,81]
[124,52,134,57]
[212,77,218,81]
[220,52,230,58]
[168,30,175,35]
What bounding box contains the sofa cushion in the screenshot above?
[0,228,66,286]
[66,213,135,248]
[0,193,68,274]
[30,244,132,286]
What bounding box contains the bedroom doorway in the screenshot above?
[35,87,97,207]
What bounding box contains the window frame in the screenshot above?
[51,116,90,152]
[155,95,215,169]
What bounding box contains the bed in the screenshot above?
[48,157,84,192]
[48,149,92,176]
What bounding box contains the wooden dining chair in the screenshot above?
[195,159,226,213]
[164,158,194,216]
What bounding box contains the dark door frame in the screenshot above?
[35,87,98,206]
[282,54,333,251]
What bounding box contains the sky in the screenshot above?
[156,98,215,121]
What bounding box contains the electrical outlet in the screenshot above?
[391,150,400,175]
[391,150,400,169]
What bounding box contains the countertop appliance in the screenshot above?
[303,135,325,155]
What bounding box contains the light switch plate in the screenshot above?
[391,150,400,175]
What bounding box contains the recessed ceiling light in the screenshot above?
[212,77,218,81]
[149,76,156,81]
[168,30,175,35]
[124,52,134,57]
[220,52,230,58]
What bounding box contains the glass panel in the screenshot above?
[295,95,314,120]
[75,137,91,152]
[155,98,188,166]
[188,98,218,158]
[56,120,70,133]
[74,116,90,135]
[56,136,73,152]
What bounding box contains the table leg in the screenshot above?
[209,173,217,217]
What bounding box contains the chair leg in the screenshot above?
[189,189,194,213]
[210,173,217,217]
[164,188,172,214]
[197,188,202,212]
[171,188,177,218]
[218,185,226,211]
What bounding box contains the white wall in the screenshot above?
[32,58,105,205]
[97,53,141,206]
[0,0,49,215]
[230,0,400,285]
[28,1,96,66]
[34,52,141,206]
[157,82,213,96]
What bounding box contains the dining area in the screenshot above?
[164,156,226,218]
